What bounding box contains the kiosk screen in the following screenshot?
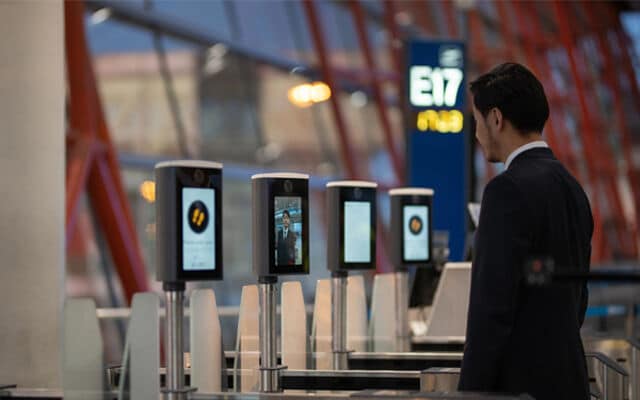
[182,187,216,271]
[274,196,303,266]
[403,205,429,262]
[344,201,371,263]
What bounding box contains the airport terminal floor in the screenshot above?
[2,1,640,400]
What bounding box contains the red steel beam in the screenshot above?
[557,1,632,259]
[302,0,359,179]
[511,1,604,259]
[66,138,96,245]
[382,0,404,77]
[394,1,435,37]
[65,0,149,303]
[466,7,499,182]
[65,0,98,243]
[551,0,623,261]
[382,0,410,157]
[583,2,640,258]
[504,2,565,165]
[440,0,458,38]
[89,158,149,303]
[349,0,404,183]
[605,6,640,129]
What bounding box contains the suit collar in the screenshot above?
[505,141,548,169]
[509,146,556,168]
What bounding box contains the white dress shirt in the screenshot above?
[504,141,548,170]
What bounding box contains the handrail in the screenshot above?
[586,352,629,400]
[587,352,630,377]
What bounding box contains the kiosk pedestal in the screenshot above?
[252,173,310,392]
[389,187,435,353]
[258,277,285,392]
[155,161,224,399]
[331,271,349,370]
[326,180,377,369]
[163,283,189,400]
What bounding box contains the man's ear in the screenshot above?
[492,107,504,131]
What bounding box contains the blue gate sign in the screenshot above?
[406,40,468,262]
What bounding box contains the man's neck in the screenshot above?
[499,131,543,163]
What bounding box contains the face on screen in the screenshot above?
[182,187,216,271]
[403,205,429,262]
[344,201,371,263]
[274,196,302,266]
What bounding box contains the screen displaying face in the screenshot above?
[182,187,216,271]
[274,196,303,266]
[403,205,429,262]
[344,201,371,263]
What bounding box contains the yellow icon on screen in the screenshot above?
[188,200,209,233]
[192,209,205,226]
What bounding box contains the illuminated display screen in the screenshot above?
[403,205,429,262]
[274,196,303,266]
[182,187,216,271]
[344,201,371,263]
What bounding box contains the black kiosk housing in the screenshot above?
[155,160,223,282]
[252,173,310,277]
[326,181,377,272]
[389,187,434,269]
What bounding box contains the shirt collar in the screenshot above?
[504,141,548,169]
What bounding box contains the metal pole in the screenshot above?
[395,269,410,352]
[164,283,185,400]
[259,278,281,392]
[331,272,349,370]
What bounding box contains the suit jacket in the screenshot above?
[276,228,297,265]
[459,147,593,400]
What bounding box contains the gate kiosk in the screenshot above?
[389,188,434,351]
[155,160,223,399]
[326,181,377,370]
[252,173,309,392]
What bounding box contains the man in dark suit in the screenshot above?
[276,210,297,265]
[459,63,593,400]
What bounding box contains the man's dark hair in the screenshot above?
[282,210,290,218]
[470,62,549,134]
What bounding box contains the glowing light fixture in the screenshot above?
[288,81,331,108]
[139,180,156,203]
[90,8,112,25]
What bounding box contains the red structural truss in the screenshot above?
[65,0,149,304]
